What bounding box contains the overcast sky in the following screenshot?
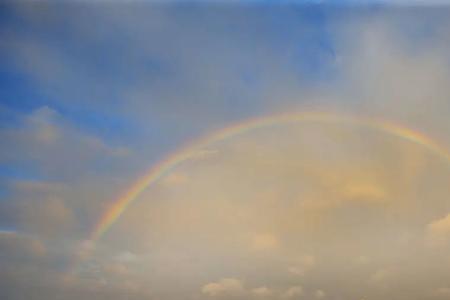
[1,1,450,300]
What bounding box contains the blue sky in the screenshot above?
[0,2,345,177]
[1,1,450,299]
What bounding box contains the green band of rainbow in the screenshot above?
[89,111,450,242]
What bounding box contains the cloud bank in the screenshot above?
[1,2,450,300]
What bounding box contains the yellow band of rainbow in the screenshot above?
[89,111,450,242]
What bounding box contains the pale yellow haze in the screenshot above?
[103,120,450,299]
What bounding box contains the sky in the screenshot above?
[1,1,450,299]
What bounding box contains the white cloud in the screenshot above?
[251,233,280,252]
[288,255,316,276]
[201,278,244,297]
[427,213,450,246]
[368,268,394,288]
[114,251,139,263]
[314,289,326,299]
[251,286,273,297]
[201,280,275,299]
[0,106,131,179]
[434,287,450,297]
[0,230,46,259]
[354,255,371,265]
[282,286,304,299]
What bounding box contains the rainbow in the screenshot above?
[89,111,450,242]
